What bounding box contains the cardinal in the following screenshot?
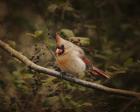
[54,32,110,79]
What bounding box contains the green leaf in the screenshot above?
[34,30,43,38]
[124,58,134,67]
[60,29,75,38]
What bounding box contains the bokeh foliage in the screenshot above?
[0,0,140,112]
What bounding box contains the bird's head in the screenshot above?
[55,33,66,55]
[55,44,65,55]
[54,32,74,56]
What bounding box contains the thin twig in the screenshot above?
[0,40,140,98]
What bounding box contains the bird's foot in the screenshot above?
[60,71,74,79]
[66,73,74,78]
[60,71,66,78]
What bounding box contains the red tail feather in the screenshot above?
[90,66,110,79]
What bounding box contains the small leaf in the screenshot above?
[48,4,58,13]
[60,29,75,38]
[69,37,90,46]
[124,58,133,67]
[34,30,43,37]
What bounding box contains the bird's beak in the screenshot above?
[55,48,60,54]
[55,48,63,55]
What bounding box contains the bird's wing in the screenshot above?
[80,55,91,65]
[73,45,91,65]
[77,49,110,79]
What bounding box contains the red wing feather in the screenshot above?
[81,56,91,65]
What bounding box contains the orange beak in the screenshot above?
[55,48,60,54]
[55,48,63,55]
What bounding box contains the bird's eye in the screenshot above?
[60,45,64,49]
[57,44,64,49]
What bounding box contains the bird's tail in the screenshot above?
[89,66,110,79]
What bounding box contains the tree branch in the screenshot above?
[0,40,140,98]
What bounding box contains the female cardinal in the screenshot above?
[55,33,110,78]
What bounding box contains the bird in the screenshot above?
[54,32,110,79]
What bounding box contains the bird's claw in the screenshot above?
[60,71,66,79]
[60,71,74,79]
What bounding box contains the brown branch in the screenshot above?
[0,40,140,98]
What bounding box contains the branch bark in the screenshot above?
[0,40,140,98]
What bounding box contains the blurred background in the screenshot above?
[0,0,140,112]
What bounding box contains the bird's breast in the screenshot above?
[56,53,86,75]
